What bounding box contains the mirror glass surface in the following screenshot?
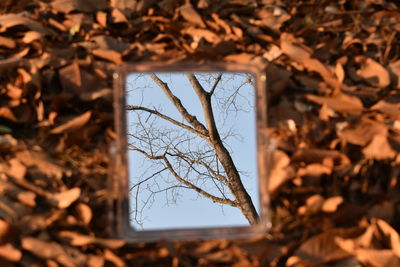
[125,72,259,231]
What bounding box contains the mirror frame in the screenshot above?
[109,62,272,242]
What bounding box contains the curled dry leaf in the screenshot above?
[0,14,51,34]
[21,237,76,267]
[292,149,350,170]
[179,2,206,28]
[51,187,81,209]
[58,231,125,249]
[50,111,92,134]
[322,196,343,213]
[51,0,108,13]
[92,49,122,65]
[306,92,364,115]
[21,31,43,44]
[0,36,15,49]
[356,57,390,88]
[371,99,400,120]
[15,151,67,179]
[75,202,92,224]
[338,118,387,146]
[362,134,396,160]
[104,249,126,267]
[3,158,26,180]
[181,27,220,43]
[0,243,22,262]
[375,219,400,258]
[293,230,351,265]
[0,220,9,242]
[297,163,332,177]
[268,150,291,195]
[92,35,129,53]
[280,33,341,90]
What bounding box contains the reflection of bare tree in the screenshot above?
[127,73,258,226]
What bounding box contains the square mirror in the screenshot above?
[110,62,271,242]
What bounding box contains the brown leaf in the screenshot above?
[87,254,105,267]
[75,203,92,224]
[356,57,390,88]
[335,62,345,84]
[338,117,387,146]
[15,150,68,180]
[92,35,129,53]
[280,33,341,90]
[58,231,125,248]
[362,134,396,160]
[322,196,343,213]
[306,92,364,115]
[297,163,332,177]
[6,84,23,100]
[104,249,126,267]
[255,8,290,32]
[179,2,206,28]
[92,48,123,65]
[110,0,137,16]
[111,8,128,23]
[371,99,400,120]
[299,194,325,214]
[293,230,351,265]
[51,188,81,209]
[292,149,350,170]
[268,150,292,195]
[0,36,16,49]
[356,249,400,267]
[21,237,76,267]
[51,0,108,13]
[0,14,51,34]
[21,31,43,44]
[376,219,400,258]
[181,27,220,43]
[96,11,107,27]
[0,244,22,262]
[3,158,26,180]
[0,220,9,242]
[50,111,92,134]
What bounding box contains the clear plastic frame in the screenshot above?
[109,62,272,242]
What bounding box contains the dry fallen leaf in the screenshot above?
[15,151,67,179]
[356,56,390,88]
[51,188,81,209]
[75,203,92,224]
[362,134,396,160]
[92,48,122,65]
[51,0,108,13]
[307,92,364,115]
[293,230,351,265]
[268,150,292,195]
[322,196,343,213]
[58,231,125,249]
[280,33,341,90]
[0,243,22,262]
[21,237,77,267]
[338,118,387,146]
[50,111,92,134]
[179,2,206,28]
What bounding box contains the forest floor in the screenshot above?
[0,0,400,266]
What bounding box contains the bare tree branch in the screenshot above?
[126,105,208,139]
[150,74,209,136]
